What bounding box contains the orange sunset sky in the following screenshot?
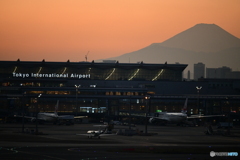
[0,0,240,62]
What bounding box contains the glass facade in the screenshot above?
[1,60,240,125]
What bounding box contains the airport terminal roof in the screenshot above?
[0,60,187,81]
[0,60,187,70]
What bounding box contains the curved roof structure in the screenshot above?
[0,60,187,81]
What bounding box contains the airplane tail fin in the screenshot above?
[54,100,59,115]
[181,98,188,113]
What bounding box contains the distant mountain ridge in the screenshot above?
[100,23,240,76]
[159,23,240,53]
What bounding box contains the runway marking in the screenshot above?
[0,147,18,155]
[7,147,67,160]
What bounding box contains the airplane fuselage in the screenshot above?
[162,112,187,123]
[149,112,187,124]
[87,130,103,138]
[37,113,58,121]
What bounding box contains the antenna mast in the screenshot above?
[85,51,89,62]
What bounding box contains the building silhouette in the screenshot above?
[194,62,205,80]
[227,71,240,79]
[206,66,232,79]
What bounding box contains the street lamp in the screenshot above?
[38,94,42,98]
[144,95,150,135]
[35,94,42,134]
[21,91,26,133]
[196,86,202,115]
[196,86,202,93]
[75,85,81,114]
[128,96,132,130]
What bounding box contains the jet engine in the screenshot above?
[31,118,36,122]
[149,117,155,123]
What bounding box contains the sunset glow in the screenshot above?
[0,0,240,62]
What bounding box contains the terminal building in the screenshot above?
[0,60,240,123]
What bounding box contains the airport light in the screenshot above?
[38,94,42,98]
[196,86,202,93]
[196,86,202,115]
[145,95,150,135]
[128,96,132,131]
[35,94,42,134]
[21,89,26,133]
[75,85,81,114]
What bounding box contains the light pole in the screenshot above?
[128,96,132,130]
[144,95,150,135]
[21,91,26,133]
[196,86,202,115]
[75,85,81,114]
[35,94,42,134]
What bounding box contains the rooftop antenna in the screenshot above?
[85,51,89,62]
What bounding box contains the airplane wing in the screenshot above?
[187,114,225,119]
[98,134,117,137]
[74,116,88,119]
[148,117,170,124]
[13,115,52,122]
[76,133,116,137]
[76,134,91,136]
[58,115,74,119]
[93,125,108,127]
[150,116,169,121]
[14,114,38,120]
[14,115,32,119]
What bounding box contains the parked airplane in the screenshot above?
[148,98,224,125]
[36,100,74,122]
[15,100,74,124]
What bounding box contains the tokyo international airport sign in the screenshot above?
[12,73,91,79]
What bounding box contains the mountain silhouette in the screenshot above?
[160,23,240,53]
[100,23,240,77]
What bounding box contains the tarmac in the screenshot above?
[0,122,240,160]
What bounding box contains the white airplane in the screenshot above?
[15,100,74,124]
[36,100,74,122]
[76,125,116,139]
[148,98,224,125]
[77,130,104,139]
